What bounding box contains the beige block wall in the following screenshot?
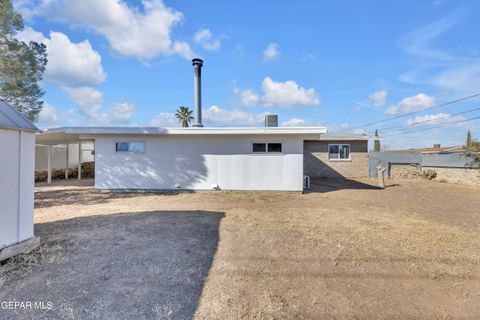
[422,167,480,186]
[390,164,421,179]
[304,140,369,178]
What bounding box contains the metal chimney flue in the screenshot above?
[192,58,203,127]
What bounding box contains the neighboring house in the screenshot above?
[0,99,40,261]
[304,133,369,178]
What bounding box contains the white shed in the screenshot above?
[0,99,40,261]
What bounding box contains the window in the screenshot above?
[252,143,266,153]
[328,144,350,160]
[267,143,282,153]
[129,142,145,153]
[252,142,282,153]
[116,142,145,153]
[116,142,129,152]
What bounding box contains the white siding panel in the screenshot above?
[18,132,35,242]
[95,135,305,191]
[0,130,20,248]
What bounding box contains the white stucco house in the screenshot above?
[36,126,328,191]
[35,58,369,191]
[0,99,40,260]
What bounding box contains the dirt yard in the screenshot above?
[1,178,480,319]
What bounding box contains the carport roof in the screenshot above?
[0,99,39,132]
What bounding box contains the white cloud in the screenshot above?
[281,118,306,127]
[385,93,436,115]
[399,14,480,96]
[149,105,270,127]
[406,113,465,126]
[63,87,136,124]
[24,0,193,60]
[281,118,325,127]
[38,102,61,123]
[263,43,280,61]
[108,102,136,123]
[63,86,106,123]
[239,89,261,106]
[232,44,245,58]
[172,41,195,60]
[16,27,106,86]
[369,90,388,107]
[193,28,221,51]
[204,105,269,126]
[237,77,320,107]
[149,112,178,126]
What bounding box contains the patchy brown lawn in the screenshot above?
[1,178,480,319]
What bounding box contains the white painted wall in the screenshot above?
[95,134,308,191]
[0,129,35,248]
[35,142,94,170]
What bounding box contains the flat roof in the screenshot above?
[41,126,328,135]
[35,126,328,145]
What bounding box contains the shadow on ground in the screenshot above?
[306,177,386,193]
[34,189,194,209]
[0,210,224,320]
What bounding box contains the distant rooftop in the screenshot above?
[0,98,39,132]
[317,132,368,141]
[391,146,466,154]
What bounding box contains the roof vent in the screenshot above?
[265,115,278,127]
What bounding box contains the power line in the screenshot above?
[378,106,480,132]
[381,114,480,138]
[351,92,480,130]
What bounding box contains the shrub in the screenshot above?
[421,169,437,180]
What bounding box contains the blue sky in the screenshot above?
[13,0,480,148]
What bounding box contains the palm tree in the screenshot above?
[175,106,194,127]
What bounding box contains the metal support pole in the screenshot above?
[47,145,52,184]
[65,144,69,179]
[78,143,82,180]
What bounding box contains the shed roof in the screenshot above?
[0,99,39,132]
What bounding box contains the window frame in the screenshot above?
[251,141,283,154]
[328,143,351,161]
[115,141,146,154]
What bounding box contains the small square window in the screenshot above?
[129,142,145,153]
[339,145,350,159]
[116,142,129,152]
[268,143,282,153]
[253,143,266,152]
[328,144,350,160]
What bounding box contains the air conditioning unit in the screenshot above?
[303,175,310,190]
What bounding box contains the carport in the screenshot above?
[35,128,95,184]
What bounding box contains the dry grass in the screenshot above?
[2,178,480,319]
[0,237,74,288]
